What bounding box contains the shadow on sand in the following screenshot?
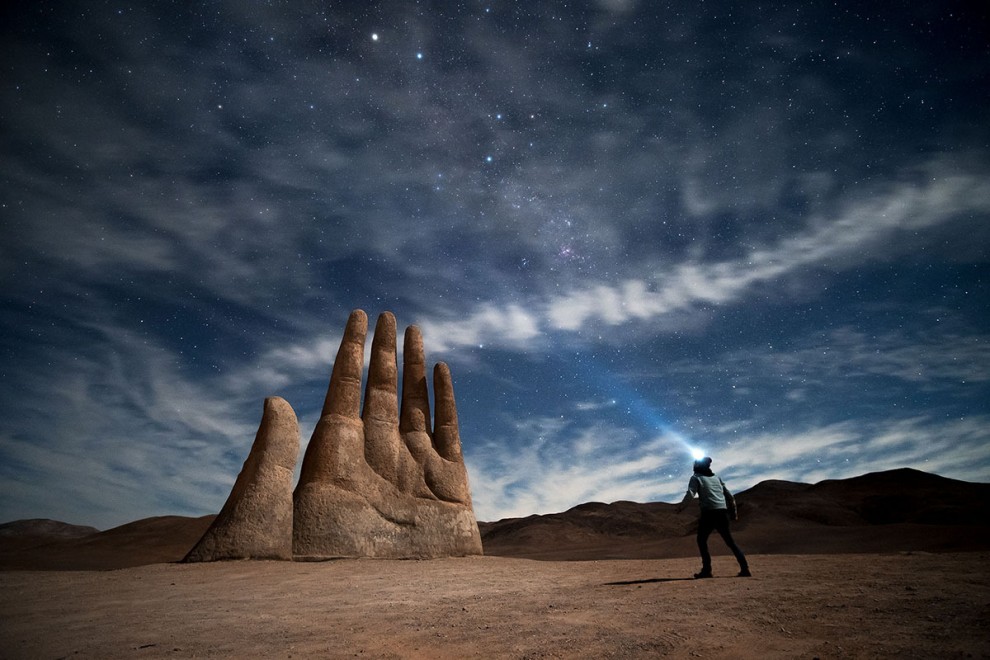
[603,577,695,586]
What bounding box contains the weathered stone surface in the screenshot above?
[184,396,300,562]
[293,310,483,559]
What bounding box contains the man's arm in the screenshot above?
[723,482,738,520]
[676,475,698,511]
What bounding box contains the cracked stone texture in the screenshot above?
[293,310,483,559]
[184,396,300,562]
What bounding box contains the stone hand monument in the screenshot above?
[185,309,483,561]
[293,310,482,559]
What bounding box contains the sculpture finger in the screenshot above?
[400,325,431,434]
[321,309,367,419]
[363,312,405,484]
[299,310,369,488]
[363,312,399,424]
[432,362,463,462]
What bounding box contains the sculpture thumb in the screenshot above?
[432,362,462,462]
[184,396,299,562]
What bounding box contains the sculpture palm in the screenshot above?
[293,310,482,558]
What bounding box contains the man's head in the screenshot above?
[693,456,713,475]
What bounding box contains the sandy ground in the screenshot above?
[2,552,989,659]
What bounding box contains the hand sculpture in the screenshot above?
[293,310,483,558]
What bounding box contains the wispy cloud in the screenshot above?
[546,164,990,332]
[466,413,990,521]
[397,161,990,352]
[716,415,990,490]
[0,321,263,527]
[417,304,542,353]
[816,327,990,384]
[466,414,687,521]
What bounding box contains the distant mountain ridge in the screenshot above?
[478,468,990,560]
[0,515,215,570]
[0,518,99,540]
[0,519,100,553]
[1,469,987,569]
[738,468,990,527]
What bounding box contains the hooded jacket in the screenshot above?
[686,473,729,511]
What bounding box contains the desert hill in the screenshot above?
[0,515,215,570]
[2,468,987,570]
[479,468,990,559]
[0,519,100,558]
[0,519,98,544]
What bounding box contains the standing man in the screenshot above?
[681,456,750,578]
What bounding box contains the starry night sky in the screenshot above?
[2,1,988,529]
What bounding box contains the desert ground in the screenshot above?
[3,469,989,658]
[1,552,988,658]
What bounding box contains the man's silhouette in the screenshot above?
[681,456,750,578]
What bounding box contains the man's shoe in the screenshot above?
[693,571,713,579]
[738,568,752,577]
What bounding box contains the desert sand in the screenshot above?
[3,469,989,658]
[2,552,989,658]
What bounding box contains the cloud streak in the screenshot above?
[410,162,990,351]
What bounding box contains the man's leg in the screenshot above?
[695,512,715,577]
[713,512,750,575]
